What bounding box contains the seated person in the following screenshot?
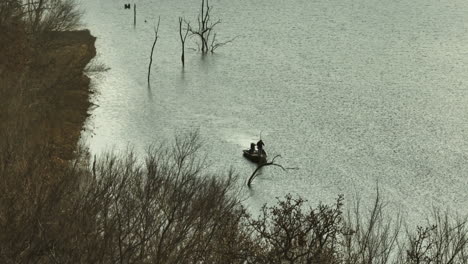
[249,142,256,154]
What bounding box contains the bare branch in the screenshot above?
[211,35,239,53]
[247,155,298,187]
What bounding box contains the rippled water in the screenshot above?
[82,0,468,221]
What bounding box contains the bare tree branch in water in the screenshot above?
[247,155,298,187]
[147,16,160,89]
[210,34,238,53]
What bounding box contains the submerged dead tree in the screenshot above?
[178,17,189,67]
[190,0,215,54]
[186,0,235,54]
[147,16,160,89]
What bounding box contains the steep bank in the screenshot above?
[40,30,97,160]
[0,29,96,161]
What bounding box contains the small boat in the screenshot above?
[243,149,267,164]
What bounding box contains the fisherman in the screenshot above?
[249,143,256,154]
[256,140,265,156]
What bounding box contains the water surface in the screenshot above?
[82,0,468,221]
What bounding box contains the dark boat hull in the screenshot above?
[243,150,267,164]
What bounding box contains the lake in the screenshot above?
[81,0,468,222]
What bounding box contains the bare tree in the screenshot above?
[190,0,215,54]
[186,0,235,54]
[22,0,82,33]
[147,17,160,89]
[342,189,402,264]
[179,17,189,67]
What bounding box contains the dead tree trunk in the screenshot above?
[200,0,208,53]
[147,17,160,89]
[134,4,136,27]
[179,17,189,67]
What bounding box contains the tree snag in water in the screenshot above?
[247,155,298,187]
[185,0,236,54]
[133,4,136,27]
[147,17,160,89]
[179,17,189,67]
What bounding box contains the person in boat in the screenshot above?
[256,140,265,156]
[249,142,256,154]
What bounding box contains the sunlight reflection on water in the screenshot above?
[82,0,468,223]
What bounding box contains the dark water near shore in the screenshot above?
[82,0,468,221]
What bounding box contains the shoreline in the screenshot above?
[1,27,97,162]
[37,30,97,161]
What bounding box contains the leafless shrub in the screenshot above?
[74,132,249,263]
[403,210,468,264]
[247,194,344,264]
[23,0,82,33]
[342,190,402,264]
[0,130,254,263]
